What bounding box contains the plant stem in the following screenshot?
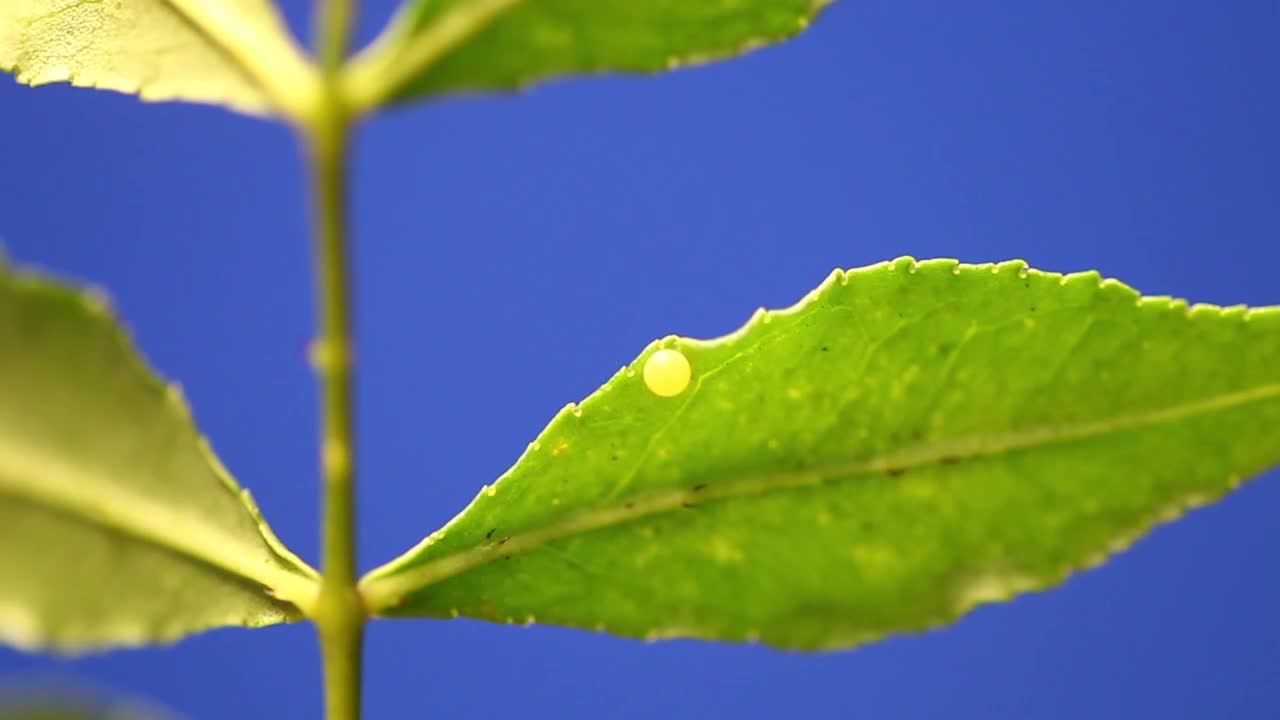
[310,1,363,719]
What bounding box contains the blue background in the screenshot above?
[1,1,1277,717]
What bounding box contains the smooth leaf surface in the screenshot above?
[0,260,318,653]
[0,0,316,117]
[344,0,830,113]
[363,258,1280,650]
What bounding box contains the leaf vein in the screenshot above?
[361,380,1280,611]
[0,440,318,613]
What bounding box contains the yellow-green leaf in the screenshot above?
[0,0,317,118]
[361,258,1280,650]
[0,259,318,653]
[0,687,177,720]
[344,0,830,114]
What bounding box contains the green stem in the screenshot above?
[310,1,363,719]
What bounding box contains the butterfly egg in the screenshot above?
[643,348,692,398]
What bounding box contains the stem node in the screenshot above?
[309,0,362,718]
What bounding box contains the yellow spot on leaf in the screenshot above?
[709,537,745,564]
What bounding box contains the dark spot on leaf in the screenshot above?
[940,455,959,465]
[692,483,707,492]
[682,501,698,509]
[820,346,830,352]
[498,536,510,545]
[485,528,496,540]
[624,501,636,509]
[886,467,905,477]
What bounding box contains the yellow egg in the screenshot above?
[643,348,692,398]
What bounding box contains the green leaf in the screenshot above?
[0,259,318,653]
[0,704,169,720]
[0,688,177,720]
[343,0,830,113]
[0,0,317,118]
[0,710,158,720]
[361,258,1280,650]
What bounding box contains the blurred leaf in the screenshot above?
[344,0,830,112]
[0,259,318,654]
[0,696,175,720]
[0,0,316,117]
[362,258,1280,650]
[0,683,178,720]
[0,705,165,720]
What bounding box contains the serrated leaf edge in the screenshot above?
[359,258,1279,645]
[0,262,320,653]
[343,0,833,114]
[1,0,318,119]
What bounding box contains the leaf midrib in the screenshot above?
[175,0,319,116]
[346,0,526,111]
[162,0,270,93]
[0,438,318,612]
[360,380,1280,611]
[7,0,312,116]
